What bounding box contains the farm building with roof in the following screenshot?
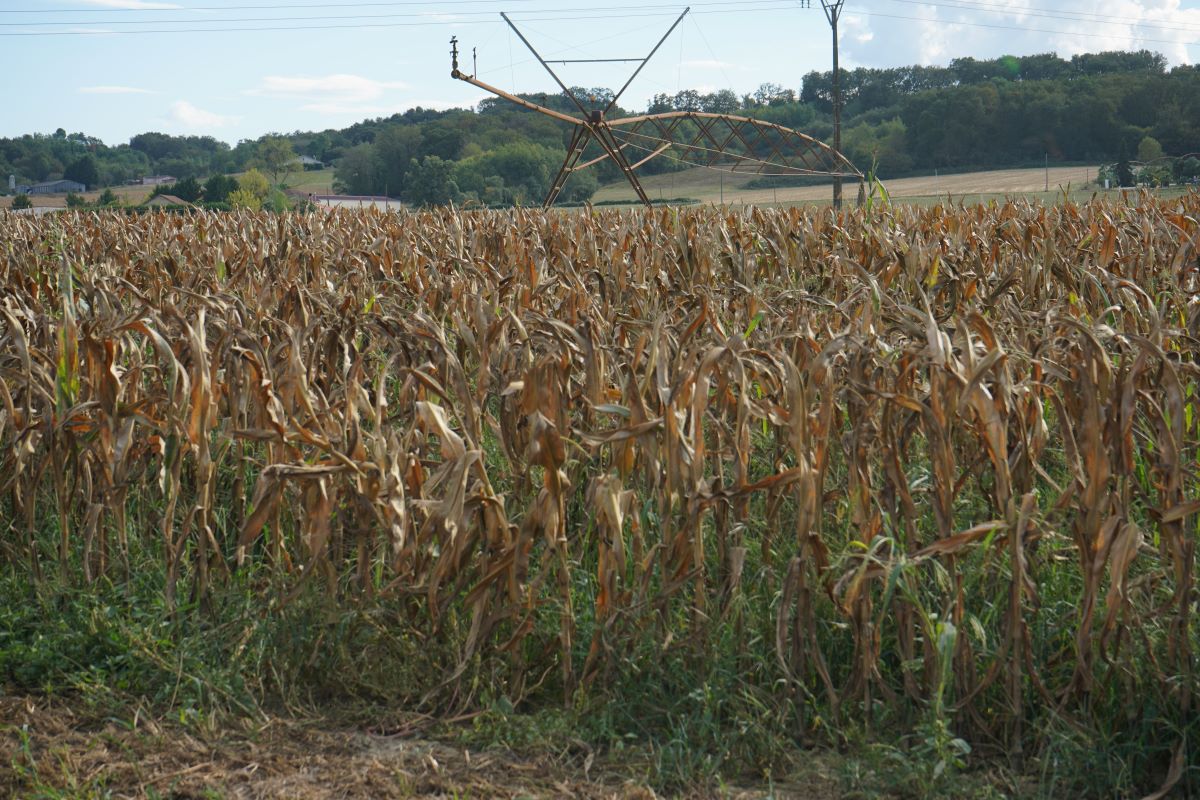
[18,179,86,195]
[145,194,192,208]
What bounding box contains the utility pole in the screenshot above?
[820,0,845,208]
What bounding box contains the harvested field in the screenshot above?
[0,183,152,209]
[593,165,1105,205]
[0,197,1198,796]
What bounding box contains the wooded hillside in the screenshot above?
[2,49,1196,205]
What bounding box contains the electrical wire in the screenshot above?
[476,19,671,78]
[9,0,1195,41]
[0,0,544,12]
[6,0,1198,44]
[1,0,1195,52]
[19,0,1190,35]
[688,15,736,95]
[0,2,800,35]
[0,0,799,26]
[0,18,497,35]
[503,18,690,97]
[0,6,781,36]
[5,4,1197,48]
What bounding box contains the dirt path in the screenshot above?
[0,697,836,799]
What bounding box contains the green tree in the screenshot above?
[11,194,31,210]
[333,143,380,195]
[418,122,465,161]
[558,167,598,203]
[1017,53,1070,81]
[238,168,271,203]
[753,82,795,106]
[842,117,913,176]
[1137,135,1164,163]
[64,155,99,189]
[172,176,202,202]
[65,192,86,208]
[203,174,238,204]
[98,188,117,206]
[1116,142,1134,187]
[403,155,458,206]
[227,188,261,211]
[1176,156,1200,182]
[267,188,290,212]
[374,126,422,197]
[1072,50,1166,76]
[453,141,562,205]
[701,89,740,114]
[255,136,296,185]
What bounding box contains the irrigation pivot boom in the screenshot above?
[450,12,863,208]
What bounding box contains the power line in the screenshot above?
[5,0,1199,41]
[8,0,1196,38]
[0,19,496,35]
[1,0,1196,48]
[0,0,781,12]
[0,2,795,27]
[0,0,537,12]
[0,4,791,35]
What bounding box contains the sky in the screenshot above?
[1,0,1198,145]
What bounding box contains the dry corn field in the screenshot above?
[1,198,1198,788]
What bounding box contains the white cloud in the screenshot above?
[168,100,235,129]
[80,85,155,95]
[250,74,409,105]
[840,13,875,46]
[845,0,1200,69]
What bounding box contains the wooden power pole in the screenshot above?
[820,0,845,208]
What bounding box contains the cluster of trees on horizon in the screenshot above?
[3,49,1198,206]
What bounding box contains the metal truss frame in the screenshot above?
[451,11,863,207]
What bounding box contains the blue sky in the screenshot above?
[2,0,1198,145]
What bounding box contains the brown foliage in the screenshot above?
[1,198,1198,757]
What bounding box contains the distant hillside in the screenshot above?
[3,49,1197,206]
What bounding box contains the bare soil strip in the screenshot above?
[0,698,834,799]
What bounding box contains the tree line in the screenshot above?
[3,49,1198,205]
